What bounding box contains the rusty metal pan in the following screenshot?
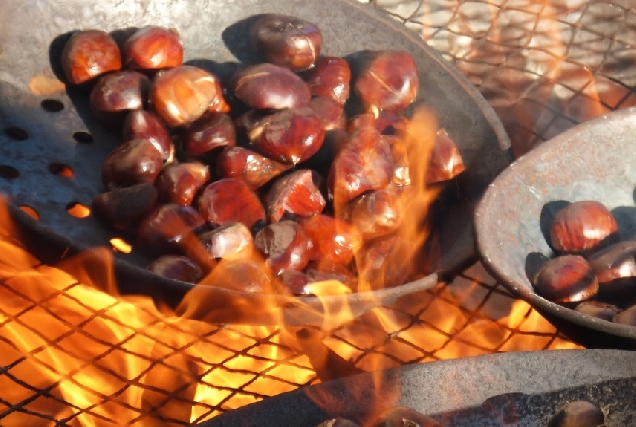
[476,107,636,341]
[0,0,511,324]
[197,349,636,427]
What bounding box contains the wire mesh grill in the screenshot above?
[3,0,635,425]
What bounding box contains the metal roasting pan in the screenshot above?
[0,0,512,325]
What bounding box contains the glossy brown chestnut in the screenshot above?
[588,240,636,294]
[344,189,402,240]
[61,30,122,86]
[150,65,227,127]
[427,129,466,184]
[248,106,326,165]
[549,201,619,254]
[198,178,266,228]
[181,112,236,158]
[308,96,346,131]
[137,204,209,266]
[216,146,290,189]
[355,50,419,113]
[574,300,621,322]
[277,270,312,295]
[265,169,326,222]
[198,222,254,260]
[123,26,183,70]
[356,235,415,290]
[89,71,150,125]
[231,63,311,110]
[254,220,311,275]
[328,127,394,211]
[301,214,361,266]
[301,56,351,105]
[122,110,174,163]
[147,255,204,283]
[347,111,407,135]
[373,406,443,427]
[547,400,604,427]
[201,258,271,293]
[91,183,158,231]
[155,162,210,206]
[101,138,163,190]
[533,255,599,303]
[250,14,322,72]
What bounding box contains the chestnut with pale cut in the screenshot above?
[254,220,311,275]
[61,30,122,86]
[265,169,326,222]
[549,201,618,254]
[150,65,227,127]
[123,26,183,70]
[199,222,254,261]
[533,255,598,303]
[231,63,311,110]
[355,50,419,113]
[216,146,290,189]
[251,14,322,72]
[198,178,266,228]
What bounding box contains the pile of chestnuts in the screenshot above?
[60,14,466,295]
[533,200,636,326]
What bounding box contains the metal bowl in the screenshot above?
[476,107,636,340]
[0,0,511,324]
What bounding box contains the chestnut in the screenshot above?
[373,406,442,427]
[147,255,204,283]
[200,258,271,293]
[385,134,411,186]
[265,169,326,223]
[328,127,394,212]
[89,71,150,126]
[315,419,361,427]
[532,255,598,303]
[613,304,636,326]
[155,162,210,206]
[61,30,122,86]
[549,201,619,254]
[547,400,604,427]
[304,260,355,286]
[343,189,402,240]
[150,65,227,127]
[250,14,322,72]
[277,270,312,295]
[198,222,254,260]
[574,301,621,322]
[355,51,419,113]
[248,106,326,165]
[181,112,236,158]
[300,214,361,266]
[301,56,351,105]
[587,240,636,295]
[101,138,163,190]
[216,146,290,189]
[308,96,346,131]
[427,129,465,184]
[231,63,311,110]
[123,26,183,70]
[91,183,158,231]
[357,235,415,290]
[198,178,266,228]
[254,220,311,275]
[123,110,174,163]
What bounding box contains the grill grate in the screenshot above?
[3,0,635,425]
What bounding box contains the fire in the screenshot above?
[0,107,580,425]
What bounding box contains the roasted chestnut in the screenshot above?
[547,400,604,427]
[532,255,598,303]
[150,65,227,127]
[355,50,419,113]
[101,138,163,190]
[343,189,402,240]
[122,110,174,163]
[301,56,351,105]
[574,301,621,322]
[147,255,204,283]
[357,235,415,290]
[549,201,618,254]
[265,169,326,222]
[200,258,271,293]
[254,220,311,275]
[301,214,361,266]
[198,222,254,261]
[198,178,266,228]
[587,240,636,294]
[89,71,150,125]
[308,96,346,131]
[216,146,290,189]
[123,26,183,70]
[181,112,236,158]
[231,63,311,110]
[61,30,122,86]
[250,14,322,72]
[613,304,636,326]
[427,129,465,184]
[155,162,210,206]
[91,183,158,231]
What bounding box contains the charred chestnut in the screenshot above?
[231,63,311,110]
[123,26,183,70]
[251,14,322,72]
[150,65,227,127]
[549,201,618,254]
[61,30,122,86]
[355,51,419,113]
[533,255,598,303]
